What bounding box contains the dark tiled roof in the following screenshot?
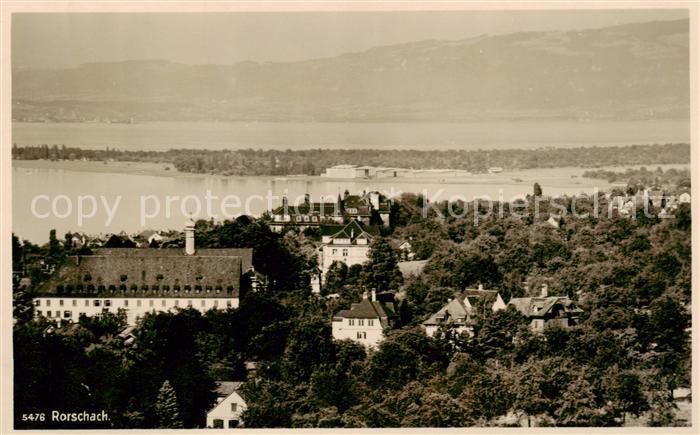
[320,224,345,236]
[333,297,396,328]
[462,288,499,306]
[423,297,470,326]
[423,288,503,327]
[37,248,252,298]
[465,295,481,306]
[342,195,365,208]
[508,296,583,318]
[94,248,253,271]
[387,238,407,249]
[214,381,243,397]
[323,220,380,242]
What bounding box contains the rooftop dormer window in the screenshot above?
[120,274,128,282]
[83,273,92,282]
[156,274,164,281]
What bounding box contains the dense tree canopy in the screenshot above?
[12,143,690,176]
[12,169,691,428]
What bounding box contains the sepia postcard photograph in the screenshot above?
[1,1,698,433]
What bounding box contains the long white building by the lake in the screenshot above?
[33,220,254,325]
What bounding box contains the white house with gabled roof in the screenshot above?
[206,381,246,429]
[320,219,380,275]
[332,290,396,348]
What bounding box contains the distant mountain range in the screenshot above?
[12,19,689,123]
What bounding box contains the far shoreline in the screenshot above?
[12,159,690,186]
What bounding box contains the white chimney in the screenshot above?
[362,291,368,300]
[369,192,380,209]
[478,283,484,291]
[184,218,196,255]
[371,289,376,302]
[540,283,548,298]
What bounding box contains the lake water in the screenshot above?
[12,119,690,243]
[14,163,690,244]
[12,119,690,151]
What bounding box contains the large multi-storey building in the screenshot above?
[269,191,391,232]
[33,220,254,325]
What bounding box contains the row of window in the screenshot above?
[211,419,239,429]
[331,248,349,257]
[347,319,374,326]
[83,274,217,283]
[37,310,77,319]
[36,299,234,309]
[294,215,321,222]
[330,239,368,246]
[55,284,235,293]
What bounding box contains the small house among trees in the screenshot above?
[332,290,396,348]
[422,285,506,337]
[206,381,247,429]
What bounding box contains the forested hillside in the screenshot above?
[12,143,691,175]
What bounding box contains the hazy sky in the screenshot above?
[12,9,689,69]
